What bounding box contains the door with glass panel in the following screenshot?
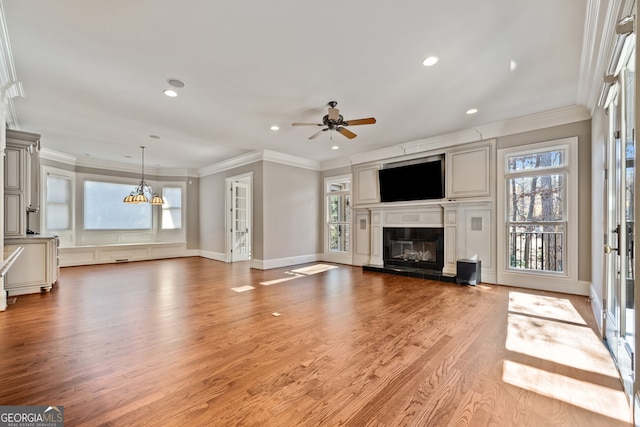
[604,46,635,401]
[231,181,250,261]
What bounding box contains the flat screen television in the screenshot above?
[378,157,445,202]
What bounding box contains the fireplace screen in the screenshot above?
[383,227,444,271]
[390,240,436,262]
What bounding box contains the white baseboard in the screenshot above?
[199,250,226,262]
[589,281,604,335]
[320,252,353,265]
[481,271,497,284]
[59,242,189,267]
[251,253,320,270]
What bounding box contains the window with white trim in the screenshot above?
[506,149,566,272]
[326,176,351,253]
[83,180,152,230]
[161,186,182,230]
[46,173,72,231]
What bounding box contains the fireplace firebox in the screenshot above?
[383,227,444,272]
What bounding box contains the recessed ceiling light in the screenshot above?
[163,89,178,97]
[510,60,518,71]
[124,155,132,159]
[466,108,478,115]
[167,78,185,88]
[149,134,160,139]
[270,125,280,131]
[422,56,439,67]
[332,145,339,150]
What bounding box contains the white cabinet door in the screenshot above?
[5,242,47,295]
[354,164,380,205]
[4,194,24,237]
[447,143,493,198]
[4,146,25,192]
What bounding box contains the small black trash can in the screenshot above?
[456,259,481,286]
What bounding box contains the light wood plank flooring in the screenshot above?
[0,257,632,426]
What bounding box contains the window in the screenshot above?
[504,147,568,273]
[326,176,351,253]
[84,180,151,230]
[161,187,182,230]
[46,173,72,230]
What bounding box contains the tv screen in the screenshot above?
[378,158,444,202]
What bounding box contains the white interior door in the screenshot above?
[231,180,251,262]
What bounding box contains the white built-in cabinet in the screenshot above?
[4,236,58,295]
[350,140,496,282]
[4,129,40,238]
[2,129,55,295]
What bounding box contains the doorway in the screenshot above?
[604,40,635,403]
[226,173,252,262]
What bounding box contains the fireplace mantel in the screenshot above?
[354,199,495,283]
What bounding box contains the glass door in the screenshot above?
[604,45,635,402]
[231,181,251,262]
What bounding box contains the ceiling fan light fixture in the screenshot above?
[292,101,376,140]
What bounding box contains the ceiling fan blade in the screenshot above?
[344,117,376,126]
[328,107,340,121]
[292,122,322,126]
[338,127,357,139]
[309,129,325,139]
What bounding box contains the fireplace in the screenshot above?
[383,227,444,272]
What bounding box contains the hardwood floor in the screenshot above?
[0,257,631,426]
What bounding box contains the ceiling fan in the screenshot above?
[292,101,376,140]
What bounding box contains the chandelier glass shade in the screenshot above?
[123,146,164,205]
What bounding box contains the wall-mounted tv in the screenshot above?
[378,155,445,202]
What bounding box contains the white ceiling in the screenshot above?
[2,1,590,171]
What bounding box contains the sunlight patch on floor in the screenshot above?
[502,360,630,423]
[231,285,255,292]
[506,313,619,378]
[509,291,586,325]
[259,264,339,286]
[260,274,304,286]
[290,264,338,275]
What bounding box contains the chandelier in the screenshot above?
[123,146,164,205]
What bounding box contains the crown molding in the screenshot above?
[341,105,591,167]
[40,148,77,166]
[476,105,591,139]
[198,151,263,177]
[0,0,23,129]
[343,145,407,167]
[320,157,354,171]
[198,149,321,177]
[577,0,632,113]
[262,149,321,171]
[39,147,195,177]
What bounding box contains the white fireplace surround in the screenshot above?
[355,201,495,283]
[351,141,496,283]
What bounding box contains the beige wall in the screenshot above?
[198,162,263,259]
[262,161,320,260]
